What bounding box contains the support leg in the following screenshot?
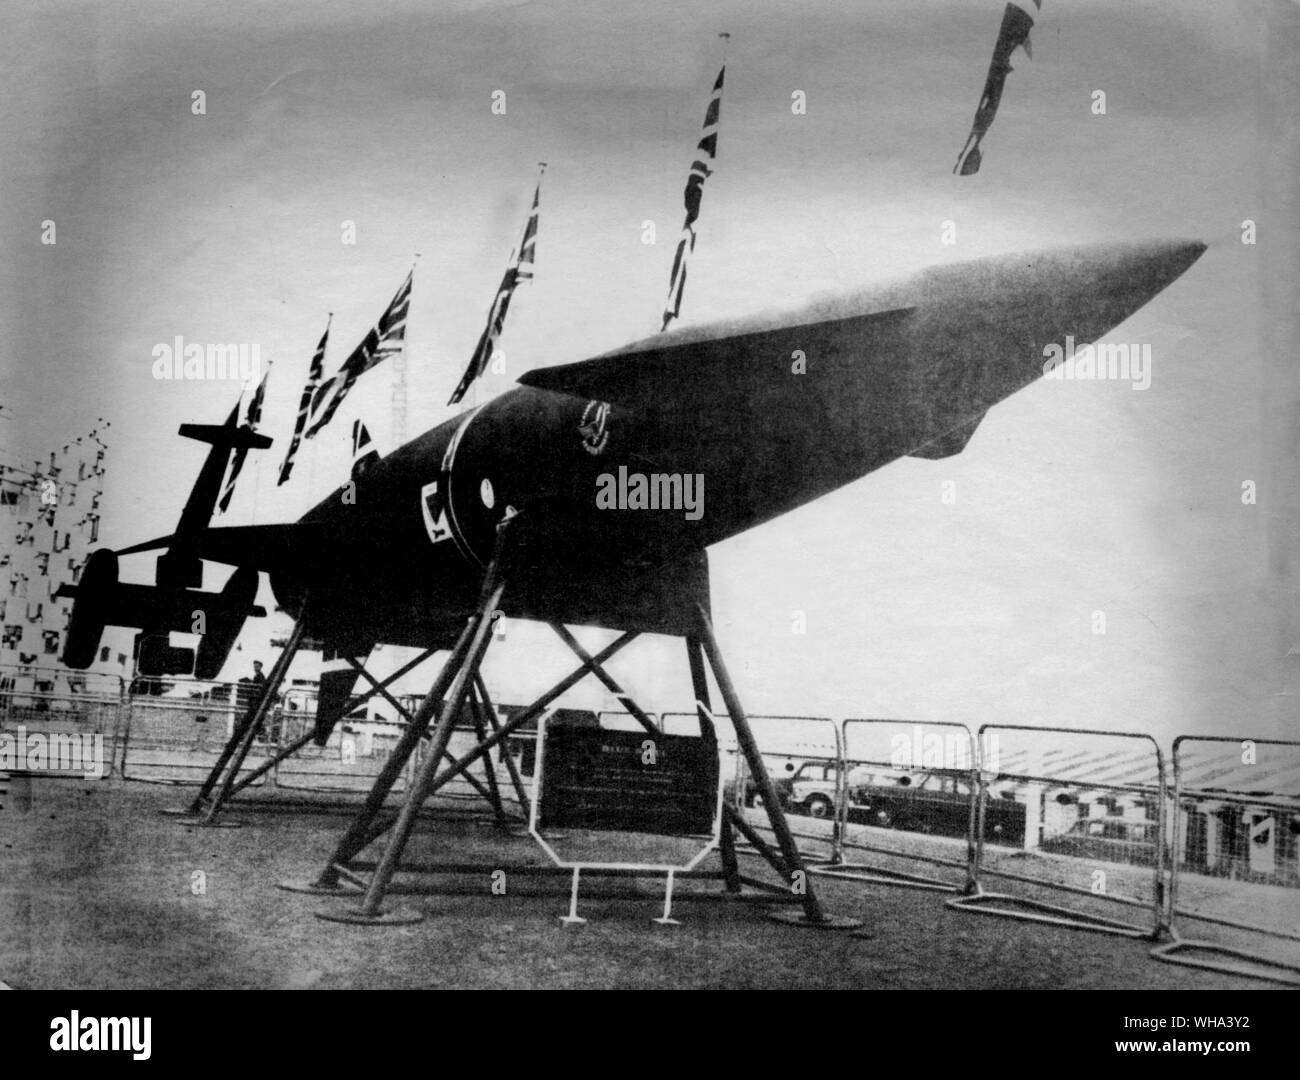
[226,730,314,796]
[696,606,858,929]
[687,635,740,893]
[181,646,296,815]
[351,633,642,854]
[188,614,306,824]
[467,679,509,825]
[477,676,529,809]
[320,510,519,918]
[341,575,505,919]
[560,867,586,925]
[312,627,640,886]
[234,649,438,818]
[293,610,483,891]
[183,709,255,814]
[724,802,790,877]
[653,868,681,926]
[350,654,497,807]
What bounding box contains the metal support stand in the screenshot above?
[549,623,659,734]
[695,606,858,929]
[301,535,859,930]
[560,868,587,925]
[317,558,506,923]
[309,516,516,921]
[653,868,681,926]
[281,599,494,895]
[286,630,641,892]
[466,677,509,826]
[477,675,529,809]
[163,613,307,826]
[687,635,740,894]
[201,613,309,824]
[164,628,446,823]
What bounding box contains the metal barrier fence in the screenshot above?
[275,712,412,794]
[662,713,842,865]
[1151,735,1300,985]
[947,725,1168,939]
[828,719,981,893]
[5,664,1296,981]
[121,680,272,787]
[0,665,125,780]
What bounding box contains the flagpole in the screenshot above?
[461,162,545,412]
[306,314,330,505]
[392,256,419,447]
[658,34,730,336]
[218,358,273,516]
[249,358,273,524]
[480,162,544,411]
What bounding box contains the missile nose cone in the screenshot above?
[1031,238,1209,346]
[1115,239,1207,296]
[1089,239,1207,336]
[922,238,1210,419]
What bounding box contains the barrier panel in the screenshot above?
[1151,735,1300,985]
[947,725,1168,939]
[665,712,841,865]
[121,676,271,787]
[276,711,410,795]
[494,703,540,796]
[830,719,982,893]
[0,665,124,779]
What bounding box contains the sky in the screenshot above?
[1,0,1297,744]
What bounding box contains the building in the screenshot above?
[0,419,132,688]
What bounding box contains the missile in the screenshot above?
[71,239,1206,681]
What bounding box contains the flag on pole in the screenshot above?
[953,3,1036,176]
[277,317,330,486]
[447,167,544,406]
[350,419,379,482]
[662,65,724,333]
[217,365,271,514]
[305,268,413,439]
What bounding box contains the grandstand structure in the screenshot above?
[0,416,132,685]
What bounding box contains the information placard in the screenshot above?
[538,725,719,836]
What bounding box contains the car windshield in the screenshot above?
[917,772,970,796]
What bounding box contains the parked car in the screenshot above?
[1039,817,1160,866]
[780,761,839,818]
[847,769,1025,844]
[722,759,828,813]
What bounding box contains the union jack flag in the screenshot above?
[306,268,413,438]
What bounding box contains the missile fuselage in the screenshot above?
[269,240,1205,649]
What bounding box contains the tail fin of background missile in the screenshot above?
[58,549,267,674]
[117,522,326,575]
[178,422,273,451]
[161,405,272,589]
